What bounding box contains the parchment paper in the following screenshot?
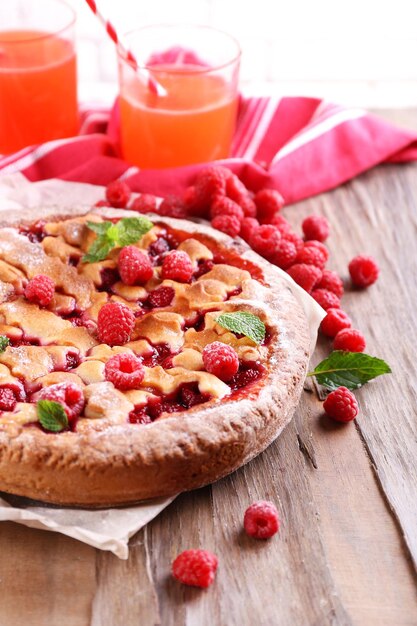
[0,173,324,558]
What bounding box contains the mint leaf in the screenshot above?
[308,351,391,391]
[116,217,154,247]
[37,400,69,432]
[0,335,10,353]
[216,311,266,344]
[83,217,153,263]
[86,221,112,236]
[82,237,114,263]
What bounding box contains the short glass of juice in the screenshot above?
[0,0,78,155]
[117,25,241,169]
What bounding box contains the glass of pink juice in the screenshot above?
[117,25,241,169]
[0,0,78,155]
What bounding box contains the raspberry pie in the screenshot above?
[0,206,311,507]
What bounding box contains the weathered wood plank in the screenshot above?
[0,522,95,626]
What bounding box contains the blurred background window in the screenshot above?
[67,0,417,108]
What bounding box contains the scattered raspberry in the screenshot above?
[35,382,84,420]
[238,195,257,218]
[270,213,292,235]
[348,255,379,288]
[129,194,158,214]
[323,386,359,422]
[105,353,145,390]
[118,246,153,286]
[317,269,344,298]
[302,215,330,242]
[225,173,248,203]
[244,500,280,539]
[161,250,193,282]
[172,549,218,588]
[24,274,55,307]
[296,245,327,269]
[281,231,304,254]
[158,195,187,219]
[287,264,322,293]
[147,286,175,308]
[202,341,239,381]
[333,328,366,352]
[0,387,17,412]
[240,217,260,242]
[320,307,352,338]
[304,240,329,264]
[249,224,281,258]
[271,240,298,269]
[105,180,131,208]
[194,166,229,208]
[311,288,341,310]
[211,214,241,238]
[210,196,244,222]
[97,301,135,345]
[94,199,111,208]
[254,189,285,222]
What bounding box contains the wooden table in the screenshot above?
[0,111,416,626]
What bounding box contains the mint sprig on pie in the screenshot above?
[216,311,266,345]
[37,400,69,432]
[83,216,153,263]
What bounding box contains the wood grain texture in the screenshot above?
[1,115,417,626]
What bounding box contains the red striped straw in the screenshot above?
[84,0,167,97]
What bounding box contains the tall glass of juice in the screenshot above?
[117,25,241,169]
[0,0,78,155]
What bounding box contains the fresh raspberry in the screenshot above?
[147,286,175,308]
[323,386,359,422]
[225,173,248,203]
[97,301,135,345]
[270,213,292,235]
[161,250,193,282]
[249,224,281,258]
[105,353,145,390]
[238,195,257,218]
[24,274,55,307]
[243,500,280,539]
[182,186,207,217]
[320,307,352,338]
[348,255,379,288]
[105,180,131,208]
[304,240,329,264]
[333,328,366,352]
[296,245,327,269]
[0,387,17,412]
[311,288,341,310]
[254,189,285,222]
[286,264,322,293]
[317,270,344,298]
[211,214,241,238]
[202,341,239,381]
[210,196,244,222]
[158,195,187,219]
[172,550,218,588]
[94,199,111,208]
[129,194,158,214]
[118,246,153,286]
[194,166,229,208]
[271,240,297,269]
[281,231,304,254]
[302,215,330,242]
[240,217,260,242]
[35,382,84,420]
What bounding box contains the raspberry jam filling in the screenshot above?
[0,216,271,430]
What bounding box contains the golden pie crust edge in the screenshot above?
[0,206,311,508]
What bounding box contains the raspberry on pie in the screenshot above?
[0,206,315,507]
